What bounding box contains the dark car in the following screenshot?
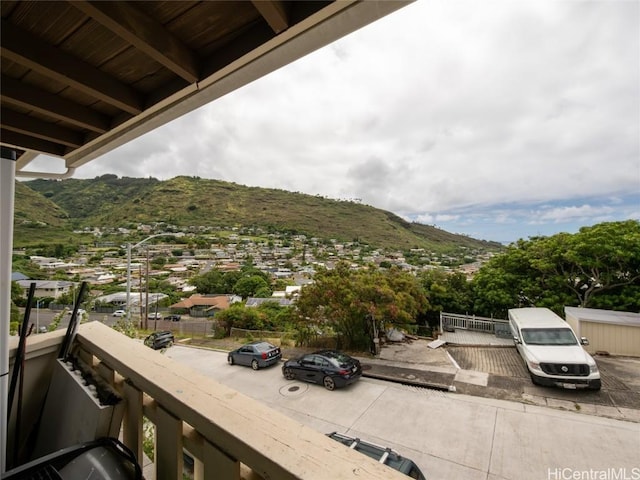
[327,432,426,479]
[144,331,174,350]
[282,350,362,391]
[227,341,282,370]
[164,314,181,322]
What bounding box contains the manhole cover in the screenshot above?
[279,382,309,397]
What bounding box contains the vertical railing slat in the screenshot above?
[202,440,240,480]
[156,406,183,480]
[122,380,144,464]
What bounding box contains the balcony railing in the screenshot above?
[6,322,406,479]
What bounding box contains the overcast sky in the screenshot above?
[33,0,640,243]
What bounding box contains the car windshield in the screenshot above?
[521,328,578,346]
[254,342,276,352]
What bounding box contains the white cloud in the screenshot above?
[26,0,639,242]
[531,204,616,224]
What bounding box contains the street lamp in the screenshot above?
[125,233,178,322]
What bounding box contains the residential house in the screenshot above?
[169,294,239,317]
[16,280,74,299]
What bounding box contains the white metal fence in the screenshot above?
[440,312,510,337]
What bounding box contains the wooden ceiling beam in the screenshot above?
[0,19,143,115]
[0,129,67,156]
[1,109,85,148]
[0,75,111,134]
[71,1,200,84]
[252,1,290,34]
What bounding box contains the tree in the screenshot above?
[537,221,640,307]
[419,270,473,327]
[215,303,261,334]
[150,256,167,269]
[293,262,428,350]
[471,220,640,316]
[11,281,23,303]
[233,276,271,299]
[190,269,227,294]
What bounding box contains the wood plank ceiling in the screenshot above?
[0,1,409,173]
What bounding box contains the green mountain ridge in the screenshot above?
[17,175,501,252]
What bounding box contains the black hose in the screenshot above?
[7,282,35,469]
[58,281,88,360]
[7,283,35,423]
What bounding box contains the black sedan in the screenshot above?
[282,350,362,390]
[227,341,282,370]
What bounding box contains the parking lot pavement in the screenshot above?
[184,338,640,421]
[166,345,640,480]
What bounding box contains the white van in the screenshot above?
[508,307,601,390]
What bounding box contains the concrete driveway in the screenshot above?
[438,344,640,415]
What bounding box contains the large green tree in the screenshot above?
[472,220,640,317]
[293,262,428,350]
[233,275,271,299]
[190,269,227,294]
[419,270,473,327]
[536,221,640,307]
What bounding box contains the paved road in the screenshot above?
[164,346,640,480]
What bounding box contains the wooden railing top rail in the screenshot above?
[74,322,407,480]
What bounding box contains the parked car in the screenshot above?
[148,312,162,320]
[228,341,282,370]
[327,432,426,479]
[282,350,362,390]
[164,314,181,322]
[67,309,86,316]
[112,310,126,317]
[144,331,174,350]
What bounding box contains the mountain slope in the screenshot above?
[21,175,501,251]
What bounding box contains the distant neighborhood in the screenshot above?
[12,222,497,313]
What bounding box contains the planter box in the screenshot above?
[33,358,124,459]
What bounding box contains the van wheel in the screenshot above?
[251,359,259,370]
[588,379,602,391]
[530,373,542,386]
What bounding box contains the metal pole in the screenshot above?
[145,247,149,331]
[125,233,177,328]
[1,150,17,473]
[138,266,143,329]
[126,243,131,321]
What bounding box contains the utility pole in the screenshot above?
[145,246,149,330]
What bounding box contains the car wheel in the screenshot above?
[323,376,336,391]
[251,359,259,370]
[283,368,296,380]
[228,355,234,365]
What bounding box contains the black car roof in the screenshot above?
[313,350,351,359]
